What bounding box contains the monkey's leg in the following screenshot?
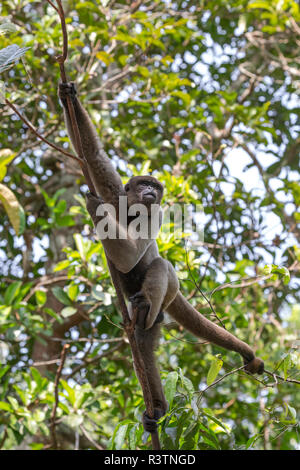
[130,258,179,330]
[135,322,168,432]
[167,292,264,374]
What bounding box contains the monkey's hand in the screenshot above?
[142,408,165,433]
[58,81,77,105]
[130,292,164,328]
[244,356,264,375]
[129,292,150,329]
[85,192,103,225]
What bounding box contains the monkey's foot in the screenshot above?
[129,292,150,329]
[58,81,77,103]
[142,408,165,433]
[244,357,264,375]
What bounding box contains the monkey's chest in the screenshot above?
[118,265,145,298]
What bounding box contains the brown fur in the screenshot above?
[59,82,264,432]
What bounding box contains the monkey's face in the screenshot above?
[125,176,163,212]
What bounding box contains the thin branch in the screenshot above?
[50,343,69,449]
[46,0,96,194]
[46,0,59,12]
[65,342,124,379]
[49,336,124,344]
[209,274,273,297]
[198,365,246,396]
[264,369,300,386]
[79,425,104,450]
[184,240,226,329]
[5,98,82,165]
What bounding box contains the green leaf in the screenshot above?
[4,281,22,305]
[30,367,43,388]
[284,403,297,421]
[181,375,194,396]
[51,286,72,306]
[68,284,79,301]
[114,424,128,450]
[91,285,104,301]
[63,414,83,428]
[0,365,10,379]
[0,149,16,182]
[29,443,44,450]
[7,396,19,410]
[61,306,77,318]
[53,259,71,272]
[0,183,25,235]
[44,308,63,323]
[171,90,191,106]
[128,424,138,450]
[0,22,18,34]
[203,410,230,434]
[58,402,70,414]
[35,290,47,306]
[25,417,38,434]
[164,371,178,407]
[246,434,259,449]
[206,357,223,386]
[248,2,274,12]
[0,44,30,72]
[74,233,86,260]
[60,379,76,406]
[0,401,12,411]
[96,50,113,66]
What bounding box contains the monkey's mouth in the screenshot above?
[143,191,156,201]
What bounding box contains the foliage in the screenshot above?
[0,0,299,450]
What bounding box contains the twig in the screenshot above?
[50,343,69,449]
[49,0,96,193]
[5,98,82,165]
[264,369,300,385]
[46,0,59,12]
[49,336,124,344]
[65,342,124,379]
[184,240,226,329]
[79,425,104,450]
[198,364,246,395]
[209,274,273,297]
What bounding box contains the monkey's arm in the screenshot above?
[58,83,124,205]
[167,292,264,374]
[104,236,154,273]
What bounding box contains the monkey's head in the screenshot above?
[125,176,164,211]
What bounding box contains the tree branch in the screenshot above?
[5,98,82,165]
[49,343,69,449]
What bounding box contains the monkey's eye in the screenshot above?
[125,185,130,192]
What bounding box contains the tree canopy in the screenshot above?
[0,0,299,450]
